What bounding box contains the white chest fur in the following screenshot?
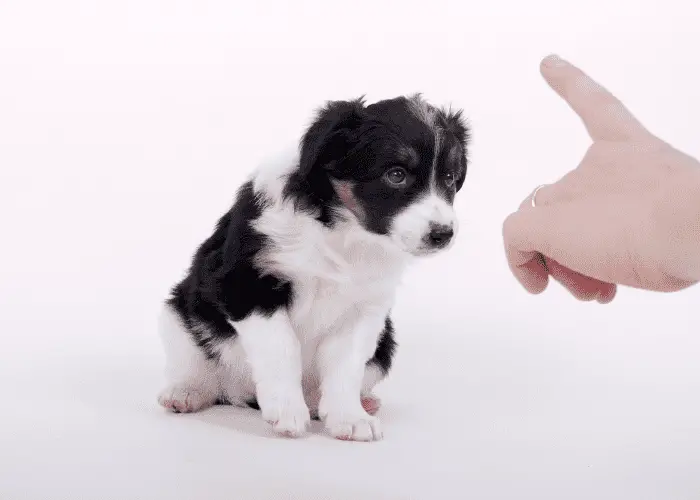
[255,198,408,343]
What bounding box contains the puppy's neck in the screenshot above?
[327,208,411,275]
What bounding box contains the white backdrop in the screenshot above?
[1,1,699,499]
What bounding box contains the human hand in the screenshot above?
[502,55,700,301]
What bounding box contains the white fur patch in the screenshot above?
[229,310,311,437]
[316,309,388,441]
[157,306,220,412]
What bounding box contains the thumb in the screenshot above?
[502,205,558,294]
[503,201,591,293]
[503,205,620,300]
[540,54,654,142]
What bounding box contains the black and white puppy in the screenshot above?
[158,94,470,441]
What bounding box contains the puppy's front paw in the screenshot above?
[320,404,383,442]
[158,385,214,414]
[307,391,381,419]
[259,389,310,438]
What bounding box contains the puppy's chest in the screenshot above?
[287,245,402,340]
[258,209,406,339]
[289,278,377,336]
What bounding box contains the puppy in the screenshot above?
[157,94,470,441]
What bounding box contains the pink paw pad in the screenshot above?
[162,398,190,413]
[279,430,297,438]
[361,396,381,415]
[158,387,211,414]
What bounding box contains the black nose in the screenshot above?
[427,225,454,248]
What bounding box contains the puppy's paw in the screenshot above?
[158,385,214,414]
[307,391,381,419]
[259,390,310,438]
[320,404,383,442]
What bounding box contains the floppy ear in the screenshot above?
[443,108,471,192]
[297,97,367,177]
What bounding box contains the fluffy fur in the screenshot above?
[157,94,470,441]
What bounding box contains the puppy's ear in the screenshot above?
[298,98,367,177]
[443,108,471,192]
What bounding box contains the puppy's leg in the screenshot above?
[157,304,219,413]
[305,364,387,418]
[232,310,310,438]
[304,368,384,420]
[317,311,388,442]
[304,365,383,418]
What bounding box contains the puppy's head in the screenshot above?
[292,94,470,256]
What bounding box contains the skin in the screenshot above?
[502,55,700,302]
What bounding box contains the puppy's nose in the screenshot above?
[426,224,454,248]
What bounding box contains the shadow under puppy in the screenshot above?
[158,94,470,441]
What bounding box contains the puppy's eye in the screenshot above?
[444,171,456,187]
[384,167,408,187]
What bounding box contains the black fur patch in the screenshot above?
[368,316,398,375]
[167,181,292,359]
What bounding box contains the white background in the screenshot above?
[1,1,699,499]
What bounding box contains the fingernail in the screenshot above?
[542,54,567,68]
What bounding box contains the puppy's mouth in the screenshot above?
[392,238,449,257]
[408,246,446,257]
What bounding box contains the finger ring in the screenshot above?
[531,184,547,207]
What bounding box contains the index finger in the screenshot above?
[540,54,655,142]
